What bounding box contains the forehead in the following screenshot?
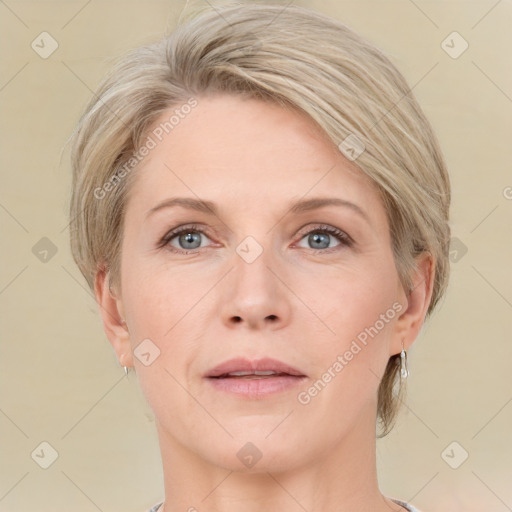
[127,94,385,225]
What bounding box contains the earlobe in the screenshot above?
[94,267,134,368]
[393,252,435,353]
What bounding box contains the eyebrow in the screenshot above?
[145,196,371,225]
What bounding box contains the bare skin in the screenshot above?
[96,93,433,512]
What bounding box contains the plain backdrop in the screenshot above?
[1,1,511,511]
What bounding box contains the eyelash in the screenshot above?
[159,223,354,255]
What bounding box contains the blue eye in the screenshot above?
[160,223,353,254]
[296,225,353,251]
[174,231,203,250]
[162,225,211,253]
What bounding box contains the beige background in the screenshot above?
[1,0,511,511]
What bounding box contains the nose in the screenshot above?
[220,244,292,331]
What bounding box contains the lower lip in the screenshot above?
[206,375,307,399]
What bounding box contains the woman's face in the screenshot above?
[114,93,408,472]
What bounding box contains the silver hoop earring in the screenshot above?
[123,366,129,376]
[400,341,409,380]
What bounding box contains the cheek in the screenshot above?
[300,280,397,424]
[121,252,199,336]
[122,274,196,416]
[122,263,209,386]
[302,260,398,340]
[304,261,398,392]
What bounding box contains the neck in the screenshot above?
[154,402,399,512]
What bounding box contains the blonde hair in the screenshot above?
[68,1,451,437]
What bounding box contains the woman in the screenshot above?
[68,3,450,511]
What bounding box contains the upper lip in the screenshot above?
[205,357,306,378]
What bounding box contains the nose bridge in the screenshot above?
[220,232,291,330]
[235,236,274,292]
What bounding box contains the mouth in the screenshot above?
[210,370,301,379]
[204,358,307,399]
[205,357,306,379]
[206,373,307,398]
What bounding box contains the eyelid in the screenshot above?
[159,223,213,252]
[159,222,353,253]
[296,223,353,242]
[294,223,354,250]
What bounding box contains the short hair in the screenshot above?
[68,2,451,436]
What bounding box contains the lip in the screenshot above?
[204,357,307,399]
[207,374,307,399]
[204,357,306,378]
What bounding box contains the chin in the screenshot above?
[197,433,309,474]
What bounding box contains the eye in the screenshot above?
[160,223,353,255]
[296,225,353,251]
[161,224,212,254]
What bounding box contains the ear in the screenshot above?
[391,252,435,355]
[94,267,134,368]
